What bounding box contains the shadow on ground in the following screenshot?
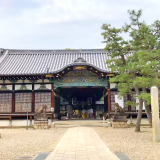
[115,151,130,160]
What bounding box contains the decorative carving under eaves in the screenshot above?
[54,76,108,89]
[10,80,18,83]
[0,85,8,91]
[20,84,28,90]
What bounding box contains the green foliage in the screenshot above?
[102,9,160,107]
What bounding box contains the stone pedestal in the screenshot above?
[112,121,128,128]
[112,115,128,128]
[34,120,49,129]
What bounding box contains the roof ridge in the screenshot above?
[7,49,107,55]
[7,49,105,51]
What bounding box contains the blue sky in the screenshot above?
[0,0,160,49]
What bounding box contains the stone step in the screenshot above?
[51,120,110,128]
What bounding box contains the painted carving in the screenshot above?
[37,84,49,90]
[0,85,8,91]
[54,77,108,88]
[20,84,28,90]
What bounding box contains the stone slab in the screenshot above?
[45,127,119,160]
[33,152,50,160]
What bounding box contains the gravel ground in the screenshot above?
[0,128,67,160]
[94,126,160,160]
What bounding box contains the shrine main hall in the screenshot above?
[0,49,138,120]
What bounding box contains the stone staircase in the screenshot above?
[51,120,110,128]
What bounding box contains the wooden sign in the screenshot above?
[46,74,53,77]
[107,73,114,77]
[74,66,87,70]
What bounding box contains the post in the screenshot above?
[51,84,54,120]
[108,89,111,112]
[25,104,29,130]
[103,116,105,127]
[30,116,32,126]
[12,84,15,113]
[9,116,12,126]
[130,115,133,124]
[27,109,28,130]
[151,86,160,141]
[32,84,35,113]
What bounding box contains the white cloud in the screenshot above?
[17,0,117,25]
[0,0,160,49]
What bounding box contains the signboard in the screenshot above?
[51,107,54,112]
[46,74,53,77]
[107,73,114,77]
[73,66,87,70]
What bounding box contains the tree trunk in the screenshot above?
[135,98,143,132]
[144,100,152,127]
[135,85,143,132]
[142,88,152,127]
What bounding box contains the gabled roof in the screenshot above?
[0,49,110,76]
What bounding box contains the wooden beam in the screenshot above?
[12,84,15,113]
[51,83,54,109]
[32,84,35,113]
[108,89,111,112]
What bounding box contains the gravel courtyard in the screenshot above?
[0,128,67,160]
[94,126,160,160]
[1,126,160,160]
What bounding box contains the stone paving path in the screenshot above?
[46,127,118,160]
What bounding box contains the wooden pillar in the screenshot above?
[51,83,54,111]
[32,84,35,113]
[108,89,111,112]
[12,84,15,113]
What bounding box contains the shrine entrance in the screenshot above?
[58,87,107,119]
[54,86,108,119]
[53,70,109,119]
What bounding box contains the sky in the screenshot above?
[0,0,160,49]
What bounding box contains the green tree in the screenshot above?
[123,10,160,129]
[102,10,160,131]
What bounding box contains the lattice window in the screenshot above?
[35,92,51,112]
[111,91,118,111]
[111,91,128,111]
[124,95,128,111]
[0,93,12,113]
[15,93,32,112]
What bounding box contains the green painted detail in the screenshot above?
[54,77,108,88]
[10,80,18,83]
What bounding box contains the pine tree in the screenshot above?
[102,10,160,131]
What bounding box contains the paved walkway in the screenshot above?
[46,127,118,160]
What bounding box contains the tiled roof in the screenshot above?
[0,49,110,76]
